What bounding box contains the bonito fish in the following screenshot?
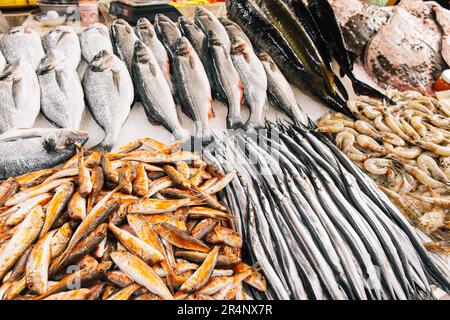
[82,50,134,151]
[0,128,88,180]
[132,40,189,142]
[0,26,44,70]
[0,60,40,134]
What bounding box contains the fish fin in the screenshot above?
[333,74,349,101]
[351,77,395,105]
[42,138,57,153]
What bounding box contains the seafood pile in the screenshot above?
[212,120,450,300]
[317,91,450,251]
[0,137,266,300]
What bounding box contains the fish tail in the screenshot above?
[350,77,395,105]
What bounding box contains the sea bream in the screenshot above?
[132,40,190,142]
[172,37,214,141]
[0,26,45,70]
[0,60,40,134]
[154,14,182,62]
[135,17,172,89]
[0,128,88,180]
[37,51,85,129]
[82,50,134,151]
[79,23,114,63]
[205,31,243,129]
[42,26,81,70]
[258,52,308,125]
[230,36,267,129]
[110,19,139,73]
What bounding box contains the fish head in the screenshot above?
[112,18,134,36]
[89,50,115,71]
[7,26,24,36]
[218,17,233,27]
[155,14,176,27]
[136,17,155,38]
[36,50,66,75]
[41,129,88,154]
[194,6,213,22]
[87,23,110,38]
[231,36,249,56]
[133,40,152,64]
[174,37,193,58]
[0,61,21,82]
[258,52,278,71]
[206,31,223,48]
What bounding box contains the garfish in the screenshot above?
[0,128,88,180]
[172,37,213,141]
[42,25,81,70]
[135,17,172,90]
[111,251,174,300]
[0,205,45,280]
[0,26,45,70]
[82,50,134,151]
[110,19,139,73]
[154,14,182,62]
[204,31,243,128]
[0,60,40,133]
[258,52,308,125]
[132,40,189,142]
[37,51,85,129]
[230,36,267,129]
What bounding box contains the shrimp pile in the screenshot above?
[0,137,266,300]
[317,91,450,253]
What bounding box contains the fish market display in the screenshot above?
[213,120,450,299]
[110,19,139,73]
[0,128,88,180]
[0,26,45,71]
[0,60,40,134]
[135,18,172,89]
[132,40,189,142]
[317,91,450,250]
[172,37,214,141]
[42,26,81,70]
[37,51,85,130]
[82,50,134,151]
[0,137,266,300]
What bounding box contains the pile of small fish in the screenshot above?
[211,120,450,299]
[0,137,266,300]
[317,91,450,251]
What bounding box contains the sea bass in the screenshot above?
[0,26,45,70]
[82,50,134,151]
[172,37,214,141]
[179,16,206,61]
[205,31,243,129]
[230,37,267,129]
[110,19,139,73]
[154,14,182,62]
[258,52,308,125]
[195,7,231,51]
[132,40,189,142]
[42,26,81,70]
[135,17,172,89]
[0,60,40,134]
[37,51,85,129]
[0,128,88,179]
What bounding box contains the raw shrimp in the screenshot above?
[356,135,384,152]
[417,154,449,183]
[374,116,392,133]
[363,158,392,175]
[383,143,422,159]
